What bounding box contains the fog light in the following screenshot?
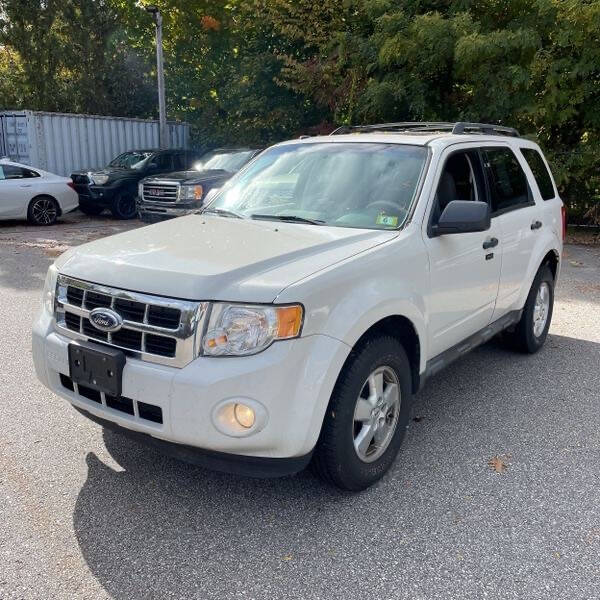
[234,403,255,428]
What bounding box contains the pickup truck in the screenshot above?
[71,149,200,219]
[137,147,261,223]
[33,122,564,490]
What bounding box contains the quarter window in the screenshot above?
[483,148,531,213]
[520,148,555,200]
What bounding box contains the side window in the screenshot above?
[431,150,485,225]
[0,165,34,180]
[520,148,555,200]
[173,152,188,170]
[152,153,173,171]
[483,148,531,213]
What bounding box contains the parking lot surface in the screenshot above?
[1,215,599,600]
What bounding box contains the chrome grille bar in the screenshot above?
[142,181,180,203]
[55,274,207,368]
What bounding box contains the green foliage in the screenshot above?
[0,0,598,220]
[0,0,155,116]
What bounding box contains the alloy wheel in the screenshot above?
[352,366,401,463]
[533,281,550,337]
[31,197,58,225]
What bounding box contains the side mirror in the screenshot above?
[147,162,158,171]
[432,200,490,236]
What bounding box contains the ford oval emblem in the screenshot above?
[89,308,123,332]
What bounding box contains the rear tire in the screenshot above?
[27,196,59,225]
[312,336,413,491]
[110,192,137,220]
[79,200,104,216]
[504,264,554,353]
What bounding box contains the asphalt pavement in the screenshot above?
[1,218,599,600]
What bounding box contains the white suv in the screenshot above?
[33,122,565,490]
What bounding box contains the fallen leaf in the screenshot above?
[488,455,508,473]
[282,554,293,561]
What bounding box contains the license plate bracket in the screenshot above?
[68,341,125,397]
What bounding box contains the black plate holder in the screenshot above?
[69,341,126,397]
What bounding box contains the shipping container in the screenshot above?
[0,110,190,176]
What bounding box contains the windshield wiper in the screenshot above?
[250,214,325,225]
[201,207,244,219]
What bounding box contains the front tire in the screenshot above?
[27,196,59,225]
[110,192,137,220]
[312,336,413,491]
[505,264,555,353]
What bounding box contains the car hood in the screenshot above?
[142,169,231,184]
[56,215,397,303]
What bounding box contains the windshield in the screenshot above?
[206,143,427,230]
[196,150,255,173]
[108,151,153,169]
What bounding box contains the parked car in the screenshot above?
[0,158,78,225]
[137,148,262,223]
[70,149,201,219]
[33,122,565,491]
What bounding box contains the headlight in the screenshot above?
[202,303,303,356]
[42,264,58,316]
[179,184,204,201]
[91,173,109,185]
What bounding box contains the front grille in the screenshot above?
[71,174,89,185]
[142,182,179,203]
[55,275,206,368]
[60,374,163,424]
[148,306,180,329]
[85,291,111,310]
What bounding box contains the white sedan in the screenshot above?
[0,159,79,225]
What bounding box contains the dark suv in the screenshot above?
[71,149,201,219]
[137,147,261,223]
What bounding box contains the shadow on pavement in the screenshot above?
[72,333,600,599]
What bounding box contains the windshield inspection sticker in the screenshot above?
[376,214,398,227]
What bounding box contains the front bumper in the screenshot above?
[32,308,350,469]
[137,201,199,222]
[76,184,121,206]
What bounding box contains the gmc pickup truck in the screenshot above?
[33,122,564,490]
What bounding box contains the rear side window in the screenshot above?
[483,148,531,213]
[520,148,555,200]
[0,165,39,180]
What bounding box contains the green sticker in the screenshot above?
[376,213,399,227]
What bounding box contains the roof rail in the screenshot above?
[452,122,520,137]
[330,121,520,138]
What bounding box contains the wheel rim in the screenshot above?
[352,366,401,463]
[32,198,57,225]
[533,281,551,337]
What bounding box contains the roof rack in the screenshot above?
[330,121,520,138]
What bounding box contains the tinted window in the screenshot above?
[0,165,38,180]
[520,148,555,200]
[483,148,531,213]
[172,153,187,170]
[152,153,173,171]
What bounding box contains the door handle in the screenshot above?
[482,237,499,250]
[19,184,33,188]
[531,220,542,230]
